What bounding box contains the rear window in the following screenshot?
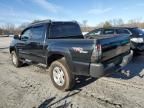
[50,23,82,38]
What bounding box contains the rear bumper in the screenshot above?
[90,50,133,78]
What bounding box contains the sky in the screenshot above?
[0,0,144,26]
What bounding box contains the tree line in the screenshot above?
[81,18,144,32]
[0,19,144,35]
[0,23,28,35]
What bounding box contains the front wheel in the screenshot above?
[11,51,23,67]
[49,58,75,91]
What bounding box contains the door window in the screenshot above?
[31,26,45,40]
[21,28,32,41]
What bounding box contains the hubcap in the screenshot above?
[12,54,17,65]
[53,66,65,86]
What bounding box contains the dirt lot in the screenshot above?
[0,37,144,108]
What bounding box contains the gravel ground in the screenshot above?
[0,37,144,108]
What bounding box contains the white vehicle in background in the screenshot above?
[9,35,15,37]
[82,32,88,35]
[0,35,9,37]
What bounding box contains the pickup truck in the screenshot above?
[10,20,133,91]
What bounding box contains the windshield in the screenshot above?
[131,28,144,35]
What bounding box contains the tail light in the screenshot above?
[91,44,102,63]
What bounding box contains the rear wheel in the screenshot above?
[49,58,75,91]
[11,51,23,67]
[133,51,141,56]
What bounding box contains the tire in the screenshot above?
[133,51,141,56]
[11,51,23,67]
[49,58,75,91]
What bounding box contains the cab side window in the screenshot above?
[21,28,32,41]
[49,23,82,38]
[88,29,102,36]
[103,29,115,35]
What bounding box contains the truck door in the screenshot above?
[28,25,46,63]
[17,27,33,60]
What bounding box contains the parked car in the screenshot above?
[10,20,133,91]
[85,27,144,54]
[84,27,131,37]
[126,27,144,54]
[0,35,9,37]
[82,32,88,35]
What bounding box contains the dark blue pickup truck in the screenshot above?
[10,20,133,91]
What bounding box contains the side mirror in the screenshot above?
[13,35,20,40]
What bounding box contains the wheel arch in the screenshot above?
[47,51,73,73]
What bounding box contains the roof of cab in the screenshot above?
[28,20,78,27]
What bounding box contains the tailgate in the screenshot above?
[97,35,130,62]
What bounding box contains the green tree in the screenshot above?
[103,21,112,28]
